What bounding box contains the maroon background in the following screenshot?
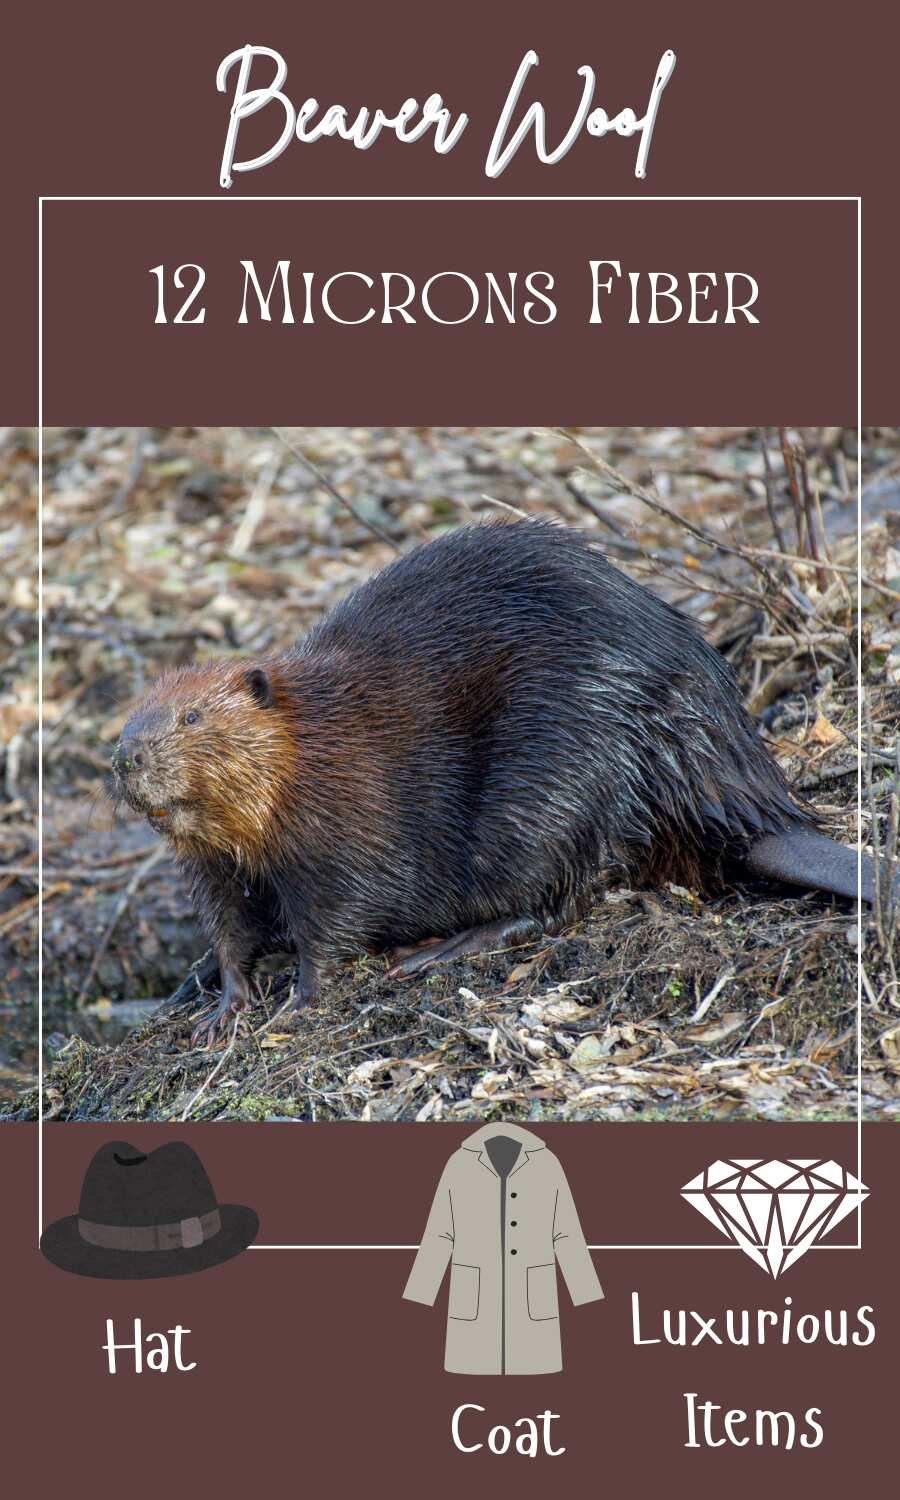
[5,0,896,419]
[5,1122,895,1495]
[35,1119,866,1248]
[40,199,856,424]
[6,3,899,1491]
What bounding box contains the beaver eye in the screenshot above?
[184,709,201,726]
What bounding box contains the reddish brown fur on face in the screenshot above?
[116,659,301,872]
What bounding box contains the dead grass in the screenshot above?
[29,884,888,1122]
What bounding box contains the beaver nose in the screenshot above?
[114,739,145,775]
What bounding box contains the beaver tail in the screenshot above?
[744,830,892,904]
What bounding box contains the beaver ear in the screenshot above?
[245,667,273,708]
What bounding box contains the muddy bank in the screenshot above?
[18,879,898,1123]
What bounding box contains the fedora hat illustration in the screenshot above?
[40,1140,259,1279]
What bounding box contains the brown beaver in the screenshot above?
[111,519,872,1046]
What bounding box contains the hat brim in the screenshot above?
[40,1204,259,1280]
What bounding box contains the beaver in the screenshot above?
[111,519,873,1046]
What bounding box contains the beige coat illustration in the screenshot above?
[403,1123,603,1374]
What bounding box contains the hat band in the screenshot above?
[77,1208,222,1252]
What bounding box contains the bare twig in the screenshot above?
[229,447,281,557]
[779,428,806,554]
[758,429,788,553]
[793,433,829,590]
[0,884,69,936]
[738,545,892,599]
[565,437,762,566]
[690,968,735,1023]
[75,845,167,1007]
[111,427,149,514]
[480,492,530,521]
[179,1015,242,1120]
[272,428,400,551]
[62,427,149,544]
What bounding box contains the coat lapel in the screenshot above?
[461,1122,546,1179]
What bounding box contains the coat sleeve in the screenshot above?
[402,1161,456,1306]
[551,1158,604,1306]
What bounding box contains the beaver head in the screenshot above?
[111,659,295,865]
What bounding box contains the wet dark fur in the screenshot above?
[114,520,830,1028]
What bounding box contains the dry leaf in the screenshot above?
[808,713,843,748]
[569,1035,607,1072]
[502,951,551,989]
[521,996,592,1026]
[880,1025,900,1061]
[682,1011,747,1044]
[260,1032,295,1048]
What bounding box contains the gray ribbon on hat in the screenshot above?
[77,1208,222,1251]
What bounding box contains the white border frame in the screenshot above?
[36,196,864,1254]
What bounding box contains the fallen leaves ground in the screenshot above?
[2,425,898,1119]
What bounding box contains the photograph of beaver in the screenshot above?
[10,424,896,1123]
[110,516,876,1048]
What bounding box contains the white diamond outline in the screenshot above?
[681,1157,869,1277]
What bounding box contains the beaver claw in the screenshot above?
[190,1000,247,1048]
[189,968,252,1049]
[285,954,318,1014]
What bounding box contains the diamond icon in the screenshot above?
[682,1158,869,1277]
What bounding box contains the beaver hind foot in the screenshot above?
[386,915,543,979]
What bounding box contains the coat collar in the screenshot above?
[461,1123,546,1179]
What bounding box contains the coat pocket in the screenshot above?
[526,1263,559,1321]
[448,1262,481,1321]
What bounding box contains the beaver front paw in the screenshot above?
[190,969,252,1049]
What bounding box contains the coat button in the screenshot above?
[510,1220,517,1227]
[510,1248,517,1255]
[511,1192,517,1198]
